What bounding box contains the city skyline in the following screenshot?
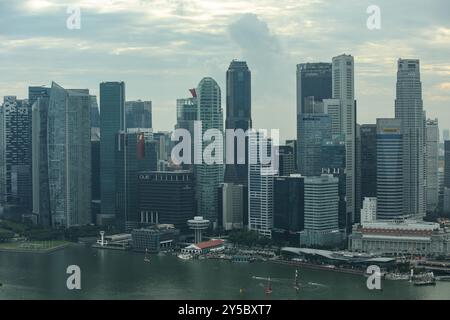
[0,0,449,142]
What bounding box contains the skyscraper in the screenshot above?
[298,114,332,176]
[273,175,305,244]
[360,124,377,201]
[116,129,157,230]
[224,60,252,185]
[0,96,32,213]
[299,174,341,247]
[445,141,450,189]
[296,63,332,171]
[332,54,356,224]
[425,119,439,213]
[90,95,100,129]
[138,171,196,232]
[248,131,274,238]
[395,59,425,218]
[125,100,152,130]
[100,81,125,225]
[31,92,51,226]
[196,77,224,227]
[218,183,245,231]
[47,82,91,227]
[278,145,296,176]
[376,119,403,220]
[176,92,198,170]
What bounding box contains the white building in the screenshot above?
[195,77,224,228]
[350,220,450,257]
[300,174,342,246]
[425,119,439,212]
[323,98,342,139]
[361,197,377,225]
[332,54,356,225]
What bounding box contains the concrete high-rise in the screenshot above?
[425,119,439,213]
[0,96,32,214]
[376,119,403,220]
[46,82,91,227]
[332,54,356,225]
[100,81,125,225]
[395,59,425,218]
[195,77,224,227]
[224,60,252,185]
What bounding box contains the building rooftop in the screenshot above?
[186,239,225,250]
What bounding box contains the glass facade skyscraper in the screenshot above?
[376,118,403,219]
[100,81,125,225]
[47,82,91,227]
[125,100,152,130]
[224,60,252,185]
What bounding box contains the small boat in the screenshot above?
[264,277,273,295]
[177,253,193,260]
[384,273,410,281]
[413,272,436,286]
[144,249,150,263]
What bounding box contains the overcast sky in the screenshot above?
[1,0,449,141]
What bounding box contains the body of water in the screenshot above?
[1,245,449,299]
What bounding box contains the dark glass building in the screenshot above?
[116,130,157,230]
[100,82,125,224]
[360,124,377,201]
[445,141,450,189]
[138,171,196,232]
[273,175,305,245]
[278,145,296,176]
[298,114,332,176]
[224,60,252,185]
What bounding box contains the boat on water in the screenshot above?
[177,253,193,260]
[384,273,410,281]
[412,272,436,286]
[144,249,151,263]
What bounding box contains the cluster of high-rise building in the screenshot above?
[0,56,449,252]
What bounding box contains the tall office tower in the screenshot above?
[115,130,157,230]
[278,145,296,176]
[443,129,450,142]
[395,59,425,218]
[100,81,125,225]
[218,183,245,231]
[32,94,51,226]
[195,77,224,227]
[90,95,100,129]
[91,128,100,203]
[224,60,252,185]
[138,171,195,232]
[299,174,341,247]
[248,131,274,238]
[425,119,439,213]
[272,175,305,245]
[296,63,332,170]
[0,96,32,213]
[125,100,152,130]
[445,141,450,189]
[29,86,51,107]
[47,82,91,227]
[332,54,356,225]
[444,141,450,215]
[176,93,198,170]
[355,124,362,216]
[360,125,377,202]
[323,98,343,139]
[298,114,332,176]
[320,139,347,230]
[376,119,403,220]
